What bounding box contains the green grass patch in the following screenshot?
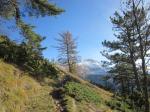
[64,82,102,104]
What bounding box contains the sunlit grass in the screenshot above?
[0,60,56,112]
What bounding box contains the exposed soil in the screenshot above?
[51,89,67,112]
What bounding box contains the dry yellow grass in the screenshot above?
[0,60,56,112]
[0,60,132,112]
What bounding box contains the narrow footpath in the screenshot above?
[51,88,67,112]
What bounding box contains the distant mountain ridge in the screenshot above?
[78,59,107,76]
[78,59,107,84]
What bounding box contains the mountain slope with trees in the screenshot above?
[0,0,149,112]
[0,59,134,112]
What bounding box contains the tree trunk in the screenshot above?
[130,53,141,91]
[127,33,141,91]
[140,38,149,112]
[131,1,149,111]
[66,43,72,73]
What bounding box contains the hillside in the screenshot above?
[0,60,56,112]
[0,60,134,112]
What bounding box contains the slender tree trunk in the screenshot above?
[130,53,141,91]
[139,38,149,112]
[127,33,141,91]
[127,77,130,96]
[131,1,149,111]
[121,77,126,98]
[12,0,20,23]
[66,43,72,73]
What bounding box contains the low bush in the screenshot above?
[106,99,133,112]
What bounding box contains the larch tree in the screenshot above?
[56,31,78,73]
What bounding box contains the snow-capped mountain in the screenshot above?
[77,59,108,84]
[78,59,107,76]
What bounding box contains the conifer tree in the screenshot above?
[0,0,64,44]
[102,0,150,111]
[128,0,150,111]
[56,31,78,73]
[0,1,64,75]
[102,10,142,92]
[0,0,64,22]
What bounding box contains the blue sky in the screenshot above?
[7,0,123,61]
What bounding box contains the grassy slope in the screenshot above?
[0,60,133,112]
[0,60,56,112]
[57,67,133,112]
